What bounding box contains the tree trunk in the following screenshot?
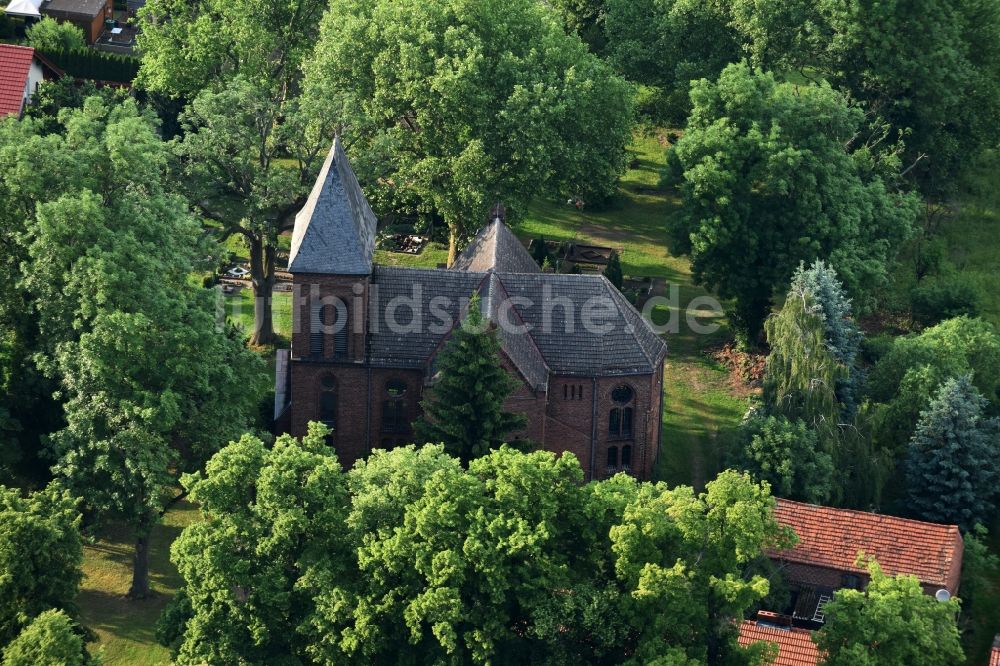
[249,237,277,346]
[447,226,458,268]
[128,533,151,599]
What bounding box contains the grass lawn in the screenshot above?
[376,242,450,268]
[522,131,749,488]
[223,287,293,344]
[79,502,200,665]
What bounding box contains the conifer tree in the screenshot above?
[905,375,1000,530]
[790,260,862,415]
[603,250,624,290]
[414,294,528,465]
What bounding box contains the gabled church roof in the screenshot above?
[288,138,377,275]
[451,218,540,274]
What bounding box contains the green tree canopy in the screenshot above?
[605,0,740,122]
[789,260,862,416]
[414,294,528,465]
[731,415,834,504]
[666,63,918,343]
[305,0,635,264]
[905,375,1000,530]
[1,609,92,666]
[866,316,1000,450]
[163,432,791,664]
[9,98,266,598]
[25,17,85,53]
[603,250,624,290]
[815,560,964,666]
[137,0,336,345]
[763,286,846,427]
[0,485,82,645]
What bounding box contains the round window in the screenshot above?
[321,375,336,390]
[611,385,634,404]
[387,379,407,397]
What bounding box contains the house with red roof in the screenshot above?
[0,45,60,118]
[989,635,1000,666]
[770,499,964,626]
[739,616,820,666]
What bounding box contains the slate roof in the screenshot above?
[772,499,964,593]
[367,266,666,388]
[41,0,107,19]
[288,138,377,275]
[451,218,540,274]
[0,45,34,118]
[738,621,819,666]
[294,139,666,388]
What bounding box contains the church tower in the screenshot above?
[276,138,377,457]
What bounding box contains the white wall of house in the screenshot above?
[19,58,46,115]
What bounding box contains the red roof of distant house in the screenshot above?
[738,620,819,666]
[0,45,36,118]
[989,636,1000,666]
[773,499,964,593]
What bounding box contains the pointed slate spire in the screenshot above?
[288,138,377,275]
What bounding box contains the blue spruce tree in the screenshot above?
[790,260,863,416]
[905,375,1000,530]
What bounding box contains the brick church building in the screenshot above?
[274,139,667,480]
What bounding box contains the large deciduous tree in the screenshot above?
[13,99,266,599]
[815,560,964,666]
[305,0,635,265]
[666,63,919,343]
[605,0,740,122]
[905,375,1000,530]
[414,294,527,465]
[163,434,791,664]
[137,0,337,345]
[818,0,1000,198]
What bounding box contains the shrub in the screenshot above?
[910,273,982,328]
[26,18,85,53]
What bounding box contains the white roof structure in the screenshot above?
[4,0,43,17]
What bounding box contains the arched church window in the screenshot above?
[382,378,408,433]
[609,384,635,439]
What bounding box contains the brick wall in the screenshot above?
[286,273,666,481]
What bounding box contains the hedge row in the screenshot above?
[38,47,140,83]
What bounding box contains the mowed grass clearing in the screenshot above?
[79,501,199,665]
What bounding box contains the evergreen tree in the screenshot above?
[531,236,551,268]
[790,260,862,415]
[414,294,527,465]
[905,375,1000,530]
[603,250,624,290]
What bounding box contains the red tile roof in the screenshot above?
[0,45,35,118]
[989,637,1000,666]
[738,620,819,666]
[773,499,964,593]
